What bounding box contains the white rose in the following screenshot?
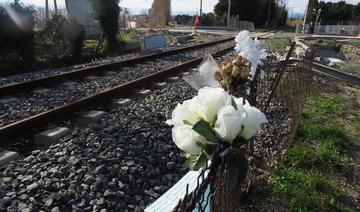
[194,87,230,124]
[241,103,268,139]
[233,97,248,112]
[166,100,198,126]
[214,105,246,143]
[172,125,208,154]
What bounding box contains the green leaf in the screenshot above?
[227,152,249,191]
[188,152,208,171]
[192,120,219,144]
[196,142,207,149]
[183,120,192,126]
[230,97,237,110]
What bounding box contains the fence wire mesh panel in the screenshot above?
[275,60,314,148]
[172,57,314,212]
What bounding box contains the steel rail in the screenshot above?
[0,46,235,146]
[311,62,360,86]
[282,59,360,86]
[0,37,234,96]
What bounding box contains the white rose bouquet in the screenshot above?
[166,87,267,189]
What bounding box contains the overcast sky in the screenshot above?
[1,0,359,15]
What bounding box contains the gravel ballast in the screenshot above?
[0,41,234,127]
[0,79,197,211]
[0,35,224,86]
[0,46,295,211]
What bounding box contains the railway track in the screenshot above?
[284,59,360,86]
[0,32,300,211]
[0,31,291,145]
[0,45,235,146]
[311,62,360,86]
[0,37,233,95]
[0,31,276,95]
[0,39,235,128]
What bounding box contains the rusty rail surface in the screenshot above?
[0,46,235,146]
[0,37,234,96]
[281,60,360,86]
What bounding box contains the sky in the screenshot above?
[0,0,359,15]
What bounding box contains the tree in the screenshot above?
[305,0,318,24]
[174,14,193,25]
[317,1,359,25]
[0,0,35,61]
[214,0,287,27]
[90,0,120,50]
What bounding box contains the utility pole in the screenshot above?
[53,0,58,14]
[200,0,202,17]
[302,3,309,33]
[266,0,272,28]
[313,9,321,34]
[227,0,231,27]
[45,0,49,20]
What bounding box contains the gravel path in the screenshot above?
[0,41,234,127]
[0,35,224,87]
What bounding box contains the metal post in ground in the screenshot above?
[266,0,272,28]
[53,0,58,14]
[45,0,49,20]
[227,0,231,27]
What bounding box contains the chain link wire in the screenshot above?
[172,46,315,212]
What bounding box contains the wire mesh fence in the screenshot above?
[171,50,315,212]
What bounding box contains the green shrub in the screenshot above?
[37,14,85,60]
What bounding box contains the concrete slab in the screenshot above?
[137,89,152,96]
[0,97,17,104]
[85,76,99,81]
[188,68,197,73]
[153,82,167,88]
[0,149,20,167]
[77,110,106,125]
[105,71,117,76]
[140,34,168,50]
[34,127,70,146]
[33,88,51,95]
[181,72,191,76]
[167,76,180,82]
[121,67,131,72]
[61,81,78,88]
[114,98,132,107]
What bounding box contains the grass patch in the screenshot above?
[285,129,351,173]
[271,168,349,211]
[305,93,346,118]
[119,32,136,41]
[269,38,291,54]
[270,92,356,211]
[348,40,360,48]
